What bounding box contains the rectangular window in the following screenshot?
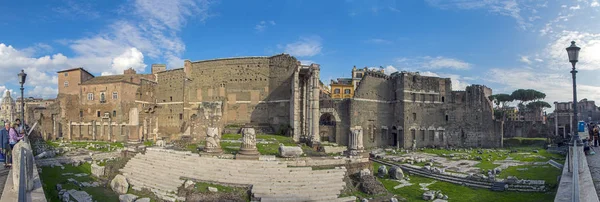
[112,92,118,100]
[96,111,100,117]
[430,95,435,102]
[334,89,340,94]
[421,94,425,102]
[411,130,416,140]
[412,113,417,121]
[179,113,183,120]
[422,130,426,141]
[87,93,94,100]
[344,89,351,94]
[412,93,416,102]
[64,72,68,76]
[79,110,83,118]
[100,92,106,103]
[64,81,69,87]
[113,110,116,117]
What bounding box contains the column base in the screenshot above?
[236,153,260,160]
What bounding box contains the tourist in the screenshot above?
[7,122,22,167]
[595,126,600,147]
[14,118,25,136]
[0,123,9,164]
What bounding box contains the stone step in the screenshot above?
[253,188,344,199]
[122,172,182,191]
[135,153,287,168]
[124,159,346,180]
[252,184,345,195]
[121,168,185,187]
[122,165,345,187]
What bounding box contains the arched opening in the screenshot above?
[319,113,337,142]
[391,126,398,147]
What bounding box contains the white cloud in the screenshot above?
[365,38,392,45]
[255,20,276,32]
[28,86,58,99]
[570,5,581,10]
[283,36,323,57]
[423,56,471,70]
[383,65,398,74]
[544,31,600,71]
[425,0,532,30]
[111,48,147,74]
[53,0,100,19]
[520,56,532,64]
[592,1,600,7]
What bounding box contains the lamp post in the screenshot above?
[566,41,581,144]
[18,69,27,126]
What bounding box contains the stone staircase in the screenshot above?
[120,148,356,202]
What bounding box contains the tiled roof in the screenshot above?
[81,75,142,85]
[56,67,94,77]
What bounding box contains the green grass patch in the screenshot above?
[504,137,548,147]
[40,163,119,202]
[497,165,561,187]
[373,162,555,202]
[195,182,237,193]
[143,140,154,147]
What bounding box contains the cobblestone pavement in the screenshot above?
[586,148,600,199]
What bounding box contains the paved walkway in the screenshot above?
[586,147,600,199]
[0,164,9,199]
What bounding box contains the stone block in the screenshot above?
[119,194,139,202]
[208,186,218,192]
[323,146,346,154]
[111,174,129,195]
[278,144,303,158]
[389,166,404,180]
[377,165,387,178]
[11,141,34,192]
[135,198,150,202]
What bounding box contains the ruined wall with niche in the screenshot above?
[400,72,452,149]
[443,85,503,148]
[155,69,185,135]
[503,121,550,138]
[320,98,351,145]
[350,73,394,149]
[153,54,298,138]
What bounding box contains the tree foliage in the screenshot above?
[510,89,546,103]
[526,101,552,110]
[489,93,515,108]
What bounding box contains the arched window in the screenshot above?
[334,89,341,94]
[344,89,351,94]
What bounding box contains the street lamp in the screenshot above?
[566,41,581,144]
[18,69,27,127]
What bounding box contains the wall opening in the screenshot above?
[445,115,449,121]
[413,113,417,121]
[96,111,100,117]
[421,130,425,141]
[442,96,445,102]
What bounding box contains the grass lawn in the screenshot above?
[373,162,556,202]
[193,182,250,201]
[497,165,561,187]
[420,147,566,170]
[40,163,119,202]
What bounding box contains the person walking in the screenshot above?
[594,126,599,147]
[7,122,23,168]
[0,123,9,163]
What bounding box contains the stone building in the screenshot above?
[320,70,503,148]
[550,99,600,138]
[15,97,55,124]
[48,54,503,149]
[0,91,16,122]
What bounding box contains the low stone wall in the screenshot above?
[0,141,47,202]
[554,146,599,202]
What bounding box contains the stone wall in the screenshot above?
[503,121,551,138]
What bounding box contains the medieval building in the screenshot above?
[43,54,503,149]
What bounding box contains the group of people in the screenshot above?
[0,119,26,168]
[584,122,600,155]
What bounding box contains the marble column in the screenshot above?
[108,117,112,141]
[555,113,559,137]
[290,69,300,142]
[204,127,223,153]
[311,65,320,143]
[68,121,72,140]
[100,120,105,139]
[239,127,259,156]
[52,114,56,140]
[92,121,96,140]
[347,126,364,155]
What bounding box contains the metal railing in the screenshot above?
[571,141,580,202]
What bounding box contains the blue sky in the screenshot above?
[1,0,600,110]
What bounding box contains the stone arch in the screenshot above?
[319,109,339,142]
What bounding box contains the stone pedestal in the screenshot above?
[204,127,223,154]
[346,126,364,156]
[237,127,259,160]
